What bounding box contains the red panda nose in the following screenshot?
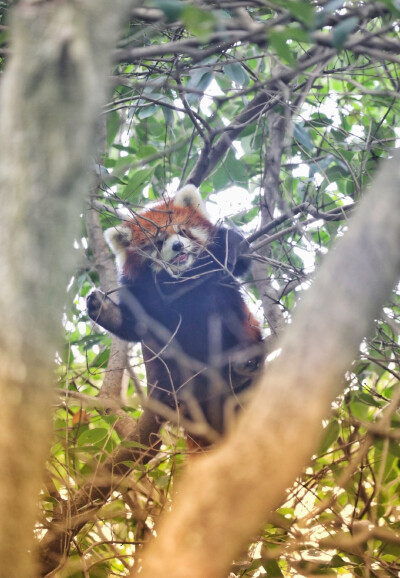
[172,240,184,252]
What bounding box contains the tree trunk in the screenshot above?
[0,2,137,576]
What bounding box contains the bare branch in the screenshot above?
[187,46,336,186]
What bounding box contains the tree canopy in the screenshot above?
[1,1,400,577]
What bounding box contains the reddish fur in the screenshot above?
[122,198,213,279]
[122,197,262,343]
[242,303,263,342]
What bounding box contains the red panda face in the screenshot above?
[105,185,213,279]
[147,223,211,275]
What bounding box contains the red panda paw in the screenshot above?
[87,290,126,338]
[87,290,108,322]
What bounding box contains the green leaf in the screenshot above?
[77,428,108,447]
[182,5,216,41]
[332,17,359,48]
[284,25,310,43]
[120,440,151,450]
[224,62,250,87]
[309,154,335,177]
[388,440,400,458]
[324,165,349,182]
[318,420,340,454]
[224,150,248,183]
[309,113,334,127]
[123,167,155,198]
[154,0,184,22]
[350,401,370,420]
[358,392,381,408]
[186,68,214,104]
[162,104,175,125]
[91,347,110,368]
[113,144,137,154]
[274,0,315,26]
[213,166,230,191]
[315,0,346,28]
[293,123,314,151]
[329,554,348,567]
[137,117,165,140]
[331,128,347,142]
[269,31,295,66]
[136,145,158,159]
[106,110,121,150]
[137,104,159,120]
[262,559,284,576]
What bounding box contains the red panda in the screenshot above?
[87,185,264,440]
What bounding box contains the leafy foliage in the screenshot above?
[27,1,400,575]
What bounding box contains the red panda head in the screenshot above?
[105,185,214,279]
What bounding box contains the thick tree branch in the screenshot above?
[135,150,400,578]
[0,1,139,576]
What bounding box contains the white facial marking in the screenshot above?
[189,226,209,245]
[148,228,209,277]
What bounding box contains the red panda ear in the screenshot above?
[173,184,209,218]
[104,225,132,255]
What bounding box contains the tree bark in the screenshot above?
[252,109,289,340]
[0,2,138,576]
[135,151,400,578]
[86,201,133,439]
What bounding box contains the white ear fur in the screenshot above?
[173,184,209,218]
[104,225,132,255]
